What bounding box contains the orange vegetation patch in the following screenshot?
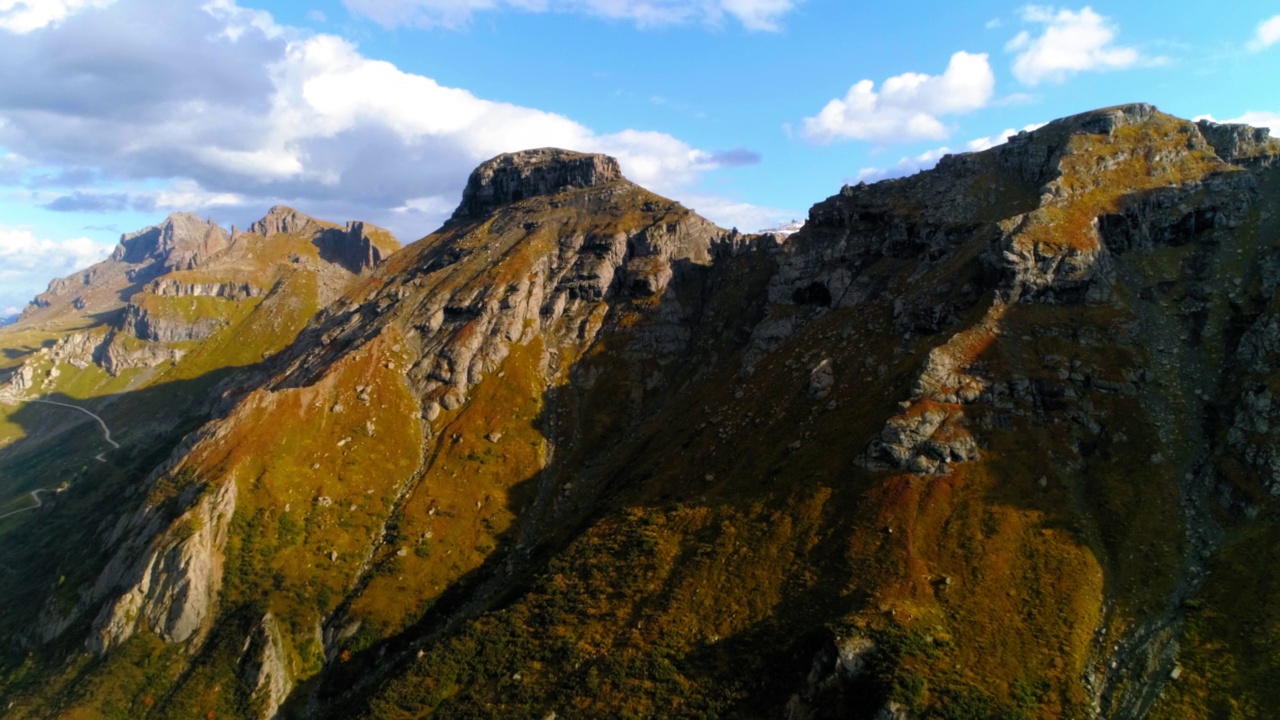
[180,328,424,674]
[857,462,1105,716]
[348,337,552,639]
[1019,114,1231,254]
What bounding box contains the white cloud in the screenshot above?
[853,146,952,184]
[801,51,994,144]
[678,193,798,232]
[1006,5,1142,85]
[0,0,115,33]
[1229,111,1280,134]
[0,226,110,272]
[0,225,115,310]
[202,0,285,41]
[853,122,1047,183]
[393,195,456,215]
[152,179,249,210]
[1196,111,1280,135]
[342,0,798,31]
[0,0,774,251]
[1249,15,1280,52]
[0,151,29,182]
[246,32,730,197]
[964,122,1047,152]
[717,0,794,31]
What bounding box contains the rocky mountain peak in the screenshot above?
[245,206,398,273]
[317,220,397,274]
[1051,101,1158,136]
[1196,118,1277,165]
[13,105,1280,720]
[109,212,230,270]
[249,205,327,238]
[451,148,624,221]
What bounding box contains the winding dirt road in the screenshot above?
[28,398,119,449]
[0,398,119,521]
[0,488,56,521]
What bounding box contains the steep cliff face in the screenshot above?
[87,479,238,653]
[450,148,624,220]
[279,148,723,414]
[3,107,1280,720]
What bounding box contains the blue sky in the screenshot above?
[0,0,1277,314]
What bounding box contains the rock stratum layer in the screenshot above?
[2,107,1280,719]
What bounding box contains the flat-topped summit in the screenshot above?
[452,148,623,221]
[1049,101,1158,135]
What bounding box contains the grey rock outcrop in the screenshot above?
[122,304,223,343]
[279,149,724,427]
[406,208,718,417]
[240,612,295,720]
[147,278,265,299]
[112,212,231,271]
[873,405,980,474]
[250,205,327,238]
[1096,171,1257,256]
[23,264,117,319]
[1068,101,1157,135]
[250,206,392,273]
[786,634,887,720]
[99,330,185,375]
[1196,119,1277,166]
[47,331,106,369]
[314,220,393,274]
[0,331,109,402]
[1230,312,1280,493]
[0,362,36,403]
[34,267,104,303]
[987,213,1115,304]
[341,220,391,271]
[87,479,237,653]
[809,358,834,400]
[21,214,232,323]
[451,148,623,221]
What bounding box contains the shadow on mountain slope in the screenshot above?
[0,366,260,658]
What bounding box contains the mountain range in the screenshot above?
[1,104,1279,719]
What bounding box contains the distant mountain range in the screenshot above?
[2,105,1280,719]
[758,218,806,236]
